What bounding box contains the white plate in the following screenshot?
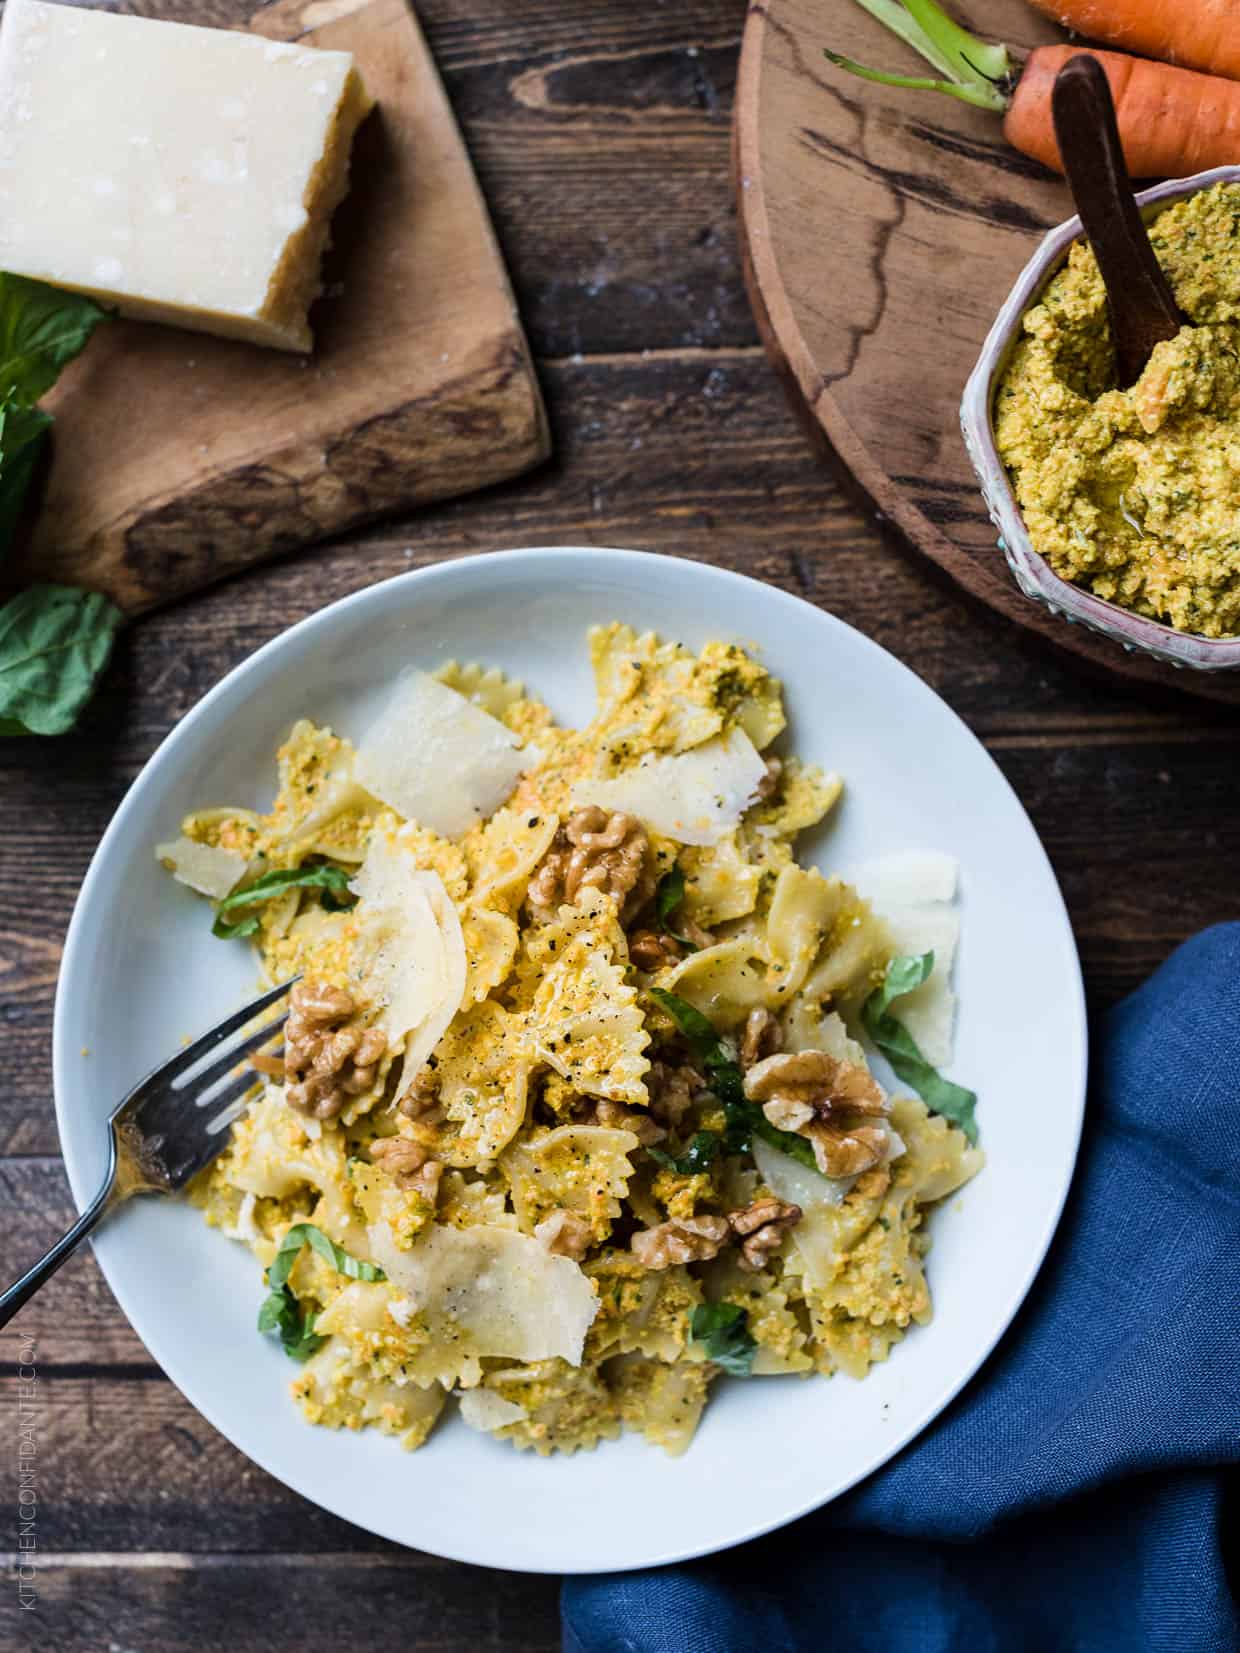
[54,547,1087,1574]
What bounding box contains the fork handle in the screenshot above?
[0,1177,119,1331]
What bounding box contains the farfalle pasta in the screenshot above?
[158,624,983,1456]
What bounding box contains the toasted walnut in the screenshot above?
[630,913,716,973]
[278,981,386,1120]
[629,929,681,972]
[534,1208,593,1260]
[728,1196,802,1272]
[578,1095,666,1147]
[754,755,783,802]
[646,1061,705,1130]
[743,1049,891,1178]
[528,807,652,920]
[740,1008,782,1069]
[631,1214,729,1270]
[370,1136,443,1203]
[398,1065,442,1120]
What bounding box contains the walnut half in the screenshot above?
[743,1049,891,1178]
[370,1136,442,1204]
[630,1214,729,1270]
[276,980,386,1120]
[527,807,653,921]
[728,1196,801,1272]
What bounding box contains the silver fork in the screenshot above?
[0,978,296,1330]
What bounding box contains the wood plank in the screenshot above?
[0,1552,561,1650]
[15,0,549,614]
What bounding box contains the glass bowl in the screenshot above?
[960,164,1240,672]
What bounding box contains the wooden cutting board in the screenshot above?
[12,0,549,615]
[734,0,1240,705]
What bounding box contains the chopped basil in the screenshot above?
[212,862,356,939]
[258,1223,386,1362]
[648,1129,722,1177]
[691,1302,757,1377]
[649,988,821,1174]
[862,952,979,1144]
[654,864,697,951]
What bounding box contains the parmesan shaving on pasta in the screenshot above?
[369,1222,598,1366]
[350,836,466,1077]
[155,836,247,899]
[458,1388,528,1432]
[572,727,767,845]
[355,671,538,840]
[849,851,961,1067]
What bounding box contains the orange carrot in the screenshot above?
[827,2,1240,178]
[1024,0,1240,83]
[1008,44,1240,174]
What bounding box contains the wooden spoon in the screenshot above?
[1051,54,1185,389]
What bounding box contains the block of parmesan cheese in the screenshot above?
[0,0,373,351]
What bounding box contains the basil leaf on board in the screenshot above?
[648,988,822,1173]
[0,585,122,736]
[0,400,52,553]
[212,863,356,939]
[691,1302,757,1377]
[0,273,109,406]
[862,951,979,1144]
[258,1224,386,1362]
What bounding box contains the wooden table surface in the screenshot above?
[3,1,1239,1646]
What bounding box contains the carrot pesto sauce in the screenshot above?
[996,180,1240,640]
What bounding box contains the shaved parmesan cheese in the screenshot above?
[458,1389,528,1432]
[572,728,767,845]
[752,1134,852,1212]
[369,1222,598,1366]
[350,836,466,1077]
[848,851,961,1067]
[355,671,538,839]
[155,835,247,899]
[848,850,958,909]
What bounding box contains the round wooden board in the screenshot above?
[734,0,1240,704]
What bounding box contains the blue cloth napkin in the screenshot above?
[563,924,1240,1653]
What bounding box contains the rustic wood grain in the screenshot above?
[2,3,1239,1649]
[733,0,1240,703]
[11,0,549,613]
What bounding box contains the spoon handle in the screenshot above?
[1051,54,1184,389]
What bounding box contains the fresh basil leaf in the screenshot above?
[650,988,822,1173]
[691,1301,756,1377]
[266,1222,386,1292]
[648,1129,723,1177]
[0,400,51,554]
[652,864,697,950]
[257,1283,325,1362]
[258,1224,384,1362]
[212,863,356,940]
[0,585,122,736]
[0,273,109,406]
[649,987,745,1106]
[863,952,979,1144]
[655,865,686,925]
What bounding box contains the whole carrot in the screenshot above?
[1024,0,1240,83]
[827,0,1240,177]
[1008,44,1240,175]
